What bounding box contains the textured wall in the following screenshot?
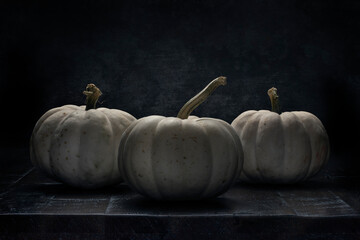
[0,0,359,175]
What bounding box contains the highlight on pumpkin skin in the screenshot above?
[267,87,280,114]
[83,83,102,110]
[177,76,227,119]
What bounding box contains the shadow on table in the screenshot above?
[27,182,131,196]
[122,196,236,214]
[233,176,360,192]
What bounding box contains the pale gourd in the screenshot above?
[30,84,136,188]
[231,87,330,183]
[118,77,244,200]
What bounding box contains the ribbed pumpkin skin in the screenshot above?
[231,110,329,184]
[30,104,136,188]
[118,116,243,200]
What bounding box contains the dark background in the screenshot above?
[0,0,359,176]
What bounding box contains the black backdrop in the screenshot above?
[0,0,359,176]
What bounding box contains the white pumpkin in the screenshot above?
[118,77,244,200]
[30,84,136,188]
[231,87,330,183]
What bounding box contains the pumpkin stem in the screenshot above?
[83,83,102,110]
[177,76,227,119]
[267,87,280,113]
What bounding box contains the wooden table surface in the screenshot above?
[0,148,359,240]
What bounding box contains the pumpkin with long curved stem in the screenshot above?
[30,84,136,188]
[118,77,244,200]
[231,87,330,184]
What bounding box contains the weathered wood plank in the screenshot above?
[278,190,358,216]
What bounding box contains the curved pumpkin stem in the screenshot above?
[83,83,102,110]
[267,87,280,113]
[177,76,227,119]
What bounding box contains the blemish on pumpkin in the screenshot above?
[189,136,197,143]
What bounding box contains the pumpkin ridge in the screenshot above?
[238,112,260,182]
[252,112,265,182]
[99,110,117,181]
[68,109,99,187]
[212,121,241,195]
[196,120,213,198]
[124,121,144,194]
[129,119,156,198]
[221,120,243,184]
[118,120,137,188]
[291,112,313,182]
[48,108,79,180]
[75,110,92,187]
[93,110,117,186]
[295,112,330,179]
[30,106,67,172]
[279,112,310,183]
[255,111,281,181]
[278,113,287,182]
[149,117,168,199]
